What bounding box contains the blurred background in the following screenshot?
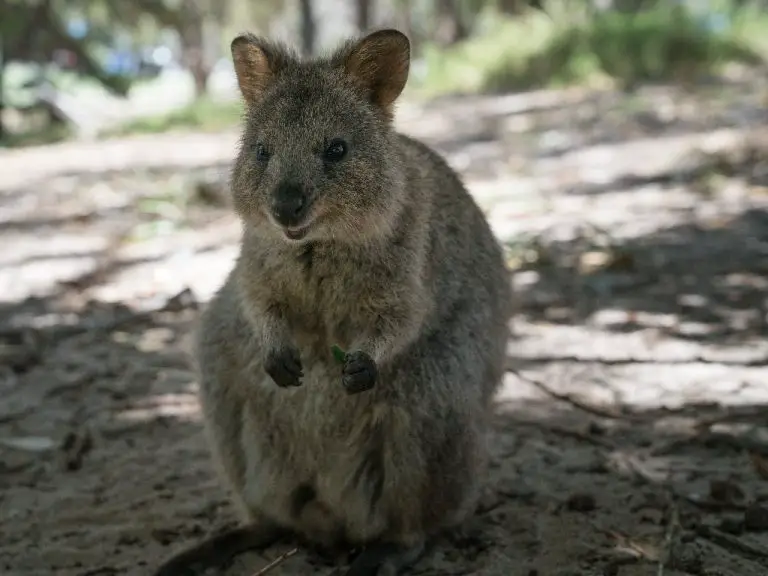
[2,1,768,575]
[2,0,768,143]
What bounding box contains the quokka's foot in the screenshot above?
[343,539,425,576]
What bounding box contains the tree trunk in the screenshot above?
[136,0,215,99]
[0,39,5,143]
[498,0,524,14]
[1,0,53,141]
[355,0,372,32]
[398,1,412,38]
[395,0,417,56]
[189,55,208,96]
[180,0,210,99]
[433,0,468,47]
[299,0,316,57]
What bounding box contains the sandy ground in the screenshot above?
[2,83,768,576]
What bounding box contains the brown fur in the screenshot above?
[152,28,512,576]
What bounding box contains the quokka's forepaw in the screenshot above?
[265,347,303,388]
[341,350,377,395]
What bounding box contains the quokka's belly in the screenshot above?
[240,373,421,544]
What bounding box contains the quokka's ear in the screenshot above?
[230,33,289,106]
[341,29,410,121]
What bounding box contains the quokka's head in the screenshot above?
[230,29,411,244]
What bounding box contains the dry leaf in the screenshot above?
[252,547,298,575]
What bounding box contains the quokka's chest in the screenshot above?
[270,260,375,343]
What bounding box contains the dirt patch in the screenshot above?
[2,84,768,576]
[3,291,768,576]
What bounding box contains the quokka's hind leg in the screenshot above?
[151,516,289,576]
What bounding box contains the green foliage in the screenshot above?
[330,345,347,364]
[104,97,242,136]
[414,2,768,96]
[568,5,764,88]
[414,9,559,96]
[0,123,71,148]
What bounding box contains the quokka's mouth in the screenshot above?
[283,226,310,241]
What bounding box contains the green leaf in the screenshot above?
[331,344,347,364]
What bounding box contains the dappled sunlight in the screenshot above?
[3,100,768,573]
[115,392,202,423]
[3,3,768,573]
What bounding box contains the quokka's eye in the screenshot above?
[255,143,270,162]
[324,139,348,162]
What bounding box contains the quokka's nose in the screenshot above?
[271,183,310,227]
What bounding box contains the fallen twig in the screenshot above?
[506,365,629,420]
[252,547,299,575]
[657,499,680,576]
[507,353,768,367]
[611,452,747,512]
[696,525,768,565]
[514,419,616,449]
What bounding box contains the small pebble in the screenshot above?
[566,492,596,512]
[744,503,768,532]
[587,421,605,436]
[718,516,744,534]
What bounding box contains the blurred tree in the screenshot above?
[433,0,468,46]
[178,0,209,97]
[497,0,544,14]
[298,0,316,56]
[612,0,661,11]
[0,24,5,140]
[130,0,224,97]
[2,0,131,92]
[0,0,136,140]
[395,0,412,41]
[355,0,373,32]
[249,0,287,30]
[66,0,238,98]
